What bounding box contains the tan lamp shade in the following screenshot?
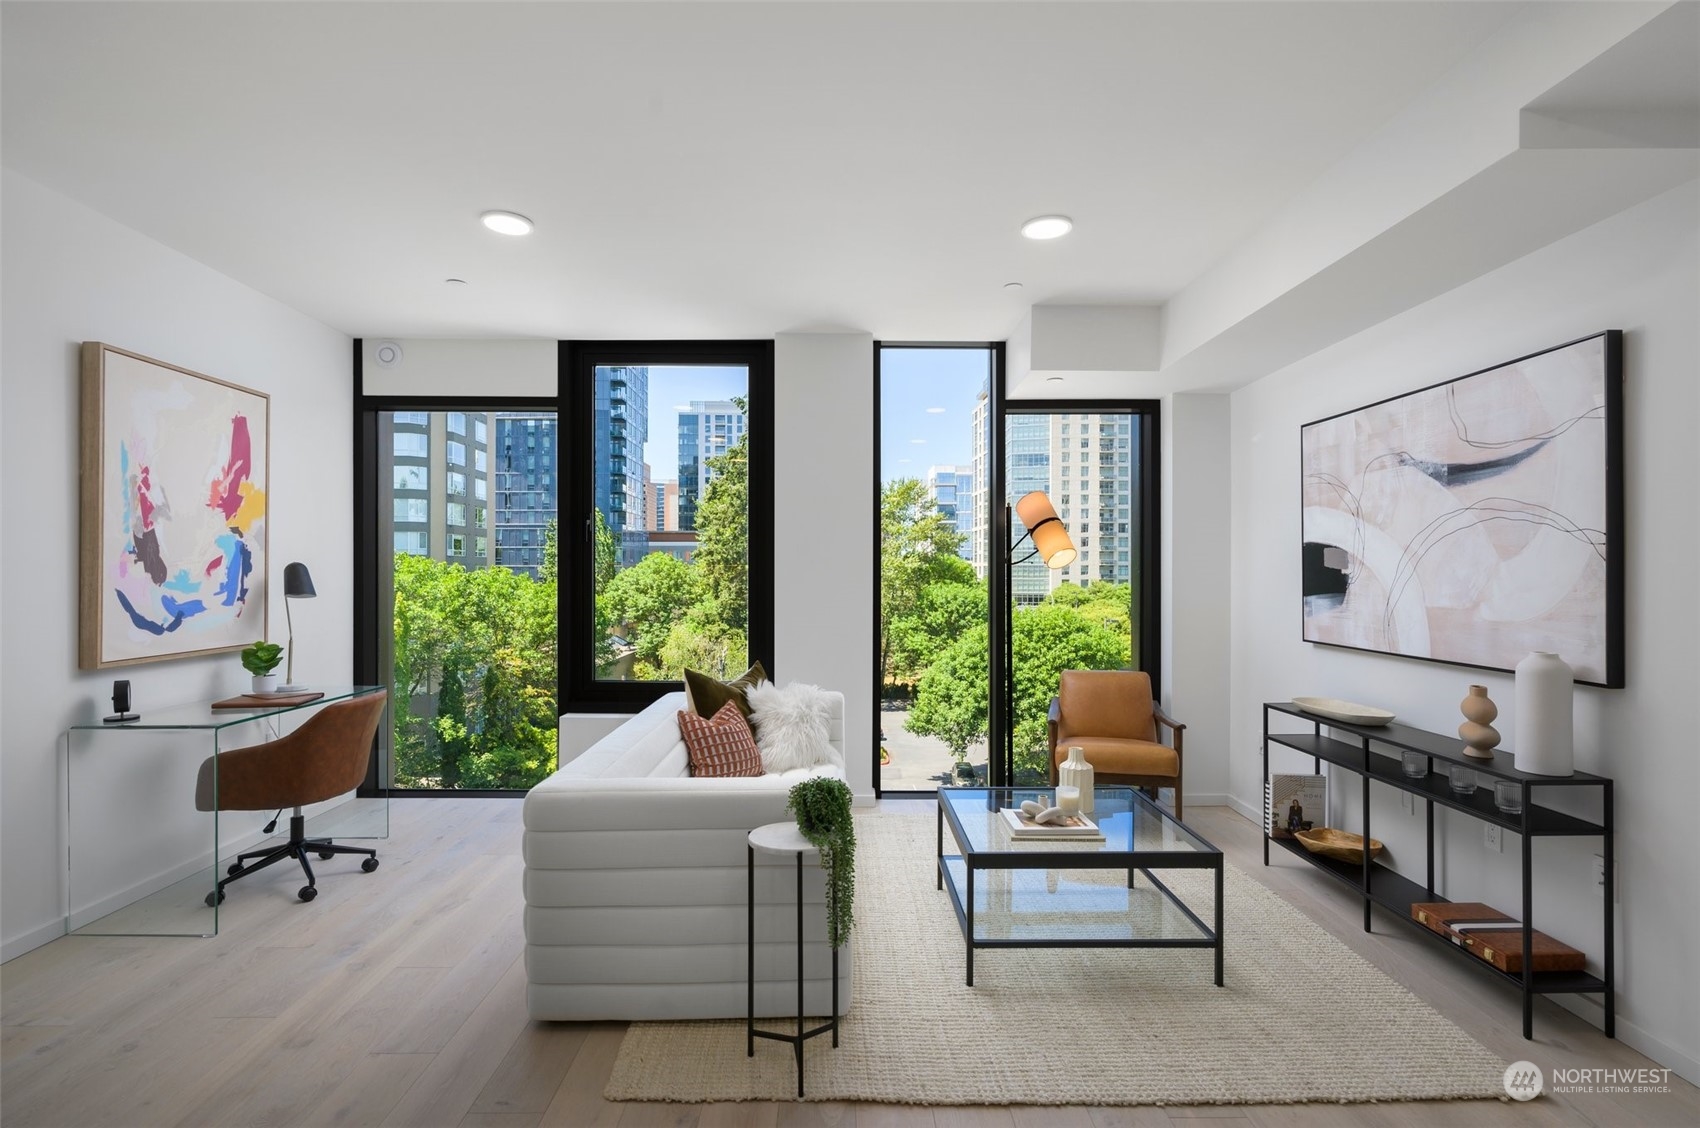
[1014,491,1076,569]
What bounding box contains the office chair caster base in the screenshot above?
[362,858,379,873]
[318,850,335,860]
[298,885,317,902]
[206,889,225,907]
[227,862,243,875]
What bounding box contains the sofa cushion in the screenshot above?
[682,661,767,725]
[748,680,839,772]
[678,702,764,777]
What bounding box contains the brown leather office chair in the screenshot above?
[197,691,387,905]
[1046,670,1186,820]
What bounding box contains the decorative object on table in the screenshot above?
[677,701,764,778]
[1294,827,1384,864]
[786,777,855,947]
[1447,764,1477,795]
[1015,793,1080,824]
[1515,650,1576,776]
[103,678,140,723]
[1401,751,1428,779]
[241,640,283,694]
[1457,685,1500,758]
[1265,773,1326,839]
[79,343,270,670]
[1493,780,1524,814]
[211,689,325,710]
[1411,902,1586,973]
[1057,745,1096,813]
[682,661,768,728]
[1047,669,1186,818]
[747,680,840,772]
[1300,330,1623,688]
[1292,696,1396,726]
[1000,805,1103,840]
[278,561,316,691]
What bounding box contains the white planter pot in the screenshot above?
[251,674,278,695]
[1057,746,1096,814]
[1514,652,1574,776]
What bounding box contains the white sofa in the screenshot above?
[523,690,853,1021]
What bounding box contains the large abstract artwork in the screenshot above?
[1301,331,1622,687]
[80,343,269,669]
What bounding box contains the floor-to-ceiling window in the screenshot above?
[1000,404,1158,785]
[876,344,994,795]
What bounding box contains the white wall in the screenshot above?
[1,170,353,960]
[773,333,875,803]
[1228,182,1699,1079]
[359,338,555,397]
[1161,393,1232,807]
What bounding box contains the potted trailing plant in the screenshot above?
[786,777,856,949]
[242,640,284,694]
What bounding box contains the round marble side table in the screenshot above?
[746,821,840,1098]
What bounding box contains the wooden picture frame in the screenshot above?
[79,343,270,669]
[1300,331,1623,687]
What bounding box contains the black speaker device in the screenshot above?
[104,679,140,723]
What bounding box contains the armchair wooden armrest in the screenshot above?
[1046,696,1062,783]
[1153,706,1185,758]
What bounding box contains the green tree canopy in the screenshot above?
[693,421,749,635]
[600,551,706,676]
[906,602,1129,780]
[880,478,971,687]
[885,579,987,686]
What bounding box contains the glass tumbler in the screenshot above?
[1493,780,1523,814]
[1448,764,1477,795]
[1401,751,1427,779]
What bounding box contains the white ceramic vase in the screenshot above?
[251,674,278,695]
[1057,746,1095,814]
[1515,651,1574,776]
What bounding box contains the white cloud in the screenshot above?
[910,438,927,444]
[926,407,946,414]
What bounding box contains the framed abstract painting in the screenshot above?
[79,343,269,669]
[1300,331,1623,687]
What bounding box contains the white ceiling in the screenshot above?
[1,1,1529,342]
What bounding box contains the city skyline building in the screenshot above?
[595,365,650,565]
[925,464,975,565]
[385,410,490,571]
[491,411,558,579]
[677,399,745,531]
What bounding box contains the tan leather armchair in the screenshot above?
[1046,670,1186,820]
[196,691,387,904]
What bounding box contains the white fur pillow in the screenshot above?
[747,681,839,773]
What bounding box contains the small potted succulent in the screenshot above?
[241,640,284,694]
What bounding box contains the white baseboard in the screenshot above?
[1228,794,1261,825]
[1551,993,1700,1086]
[2,917,71,964]
[1182,793,1230,808]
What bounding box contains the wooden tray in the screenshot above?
[1411,902,1586,974]
[1294,827,1384,863]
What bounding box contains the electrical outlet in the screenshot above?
[1401,791,1415,816]
[1484,824,1501,853]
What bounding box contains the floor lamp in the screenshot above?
[281,562,317,691]
[1005,492,1076,781]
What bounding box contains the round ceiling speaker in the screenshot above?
[373,341,403,368]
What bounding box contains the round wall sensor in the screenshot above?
[374,341,404,368]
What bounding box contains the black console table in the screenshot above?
[1261,701,1613,1040]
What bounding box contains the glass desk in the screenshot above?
[65,686,389,937]
[937,786,1224,987]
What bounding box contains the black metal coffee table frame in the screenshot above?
[936,786,1224,987]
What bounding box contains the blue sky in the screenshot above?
[879,347,991,484]
[640,365,747,482]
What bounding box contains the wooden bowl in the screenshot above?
[1295,827,1384,864]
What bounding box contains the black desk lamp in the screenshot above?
[281,562,316,691]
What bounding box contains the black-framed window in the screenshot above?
[561,340,774,712]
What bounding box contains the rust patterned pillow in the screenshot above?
[678,701,764,778]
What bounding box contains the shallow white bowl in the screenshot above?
[1292,696,1396,726]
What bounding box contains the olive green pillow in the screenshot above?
[683,661,768,727]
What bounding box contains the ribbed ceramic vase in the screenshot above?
[1515,651,1574,776]
[1457,684,1500,759]
[1057,746,1095,814]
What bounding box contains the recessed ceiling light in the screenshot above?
[1004,281,1024,290]
[445,278,467,285]
[1046,376,1065,383]
[480,210,533,236]
[1021,215,1073,240]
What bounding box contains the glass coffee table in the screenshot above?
[937,787,1224,987]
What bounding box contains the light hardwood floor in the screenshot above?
[3,797,1694,1127]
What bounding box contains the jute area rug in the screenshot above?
[605,813,1506,1105]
